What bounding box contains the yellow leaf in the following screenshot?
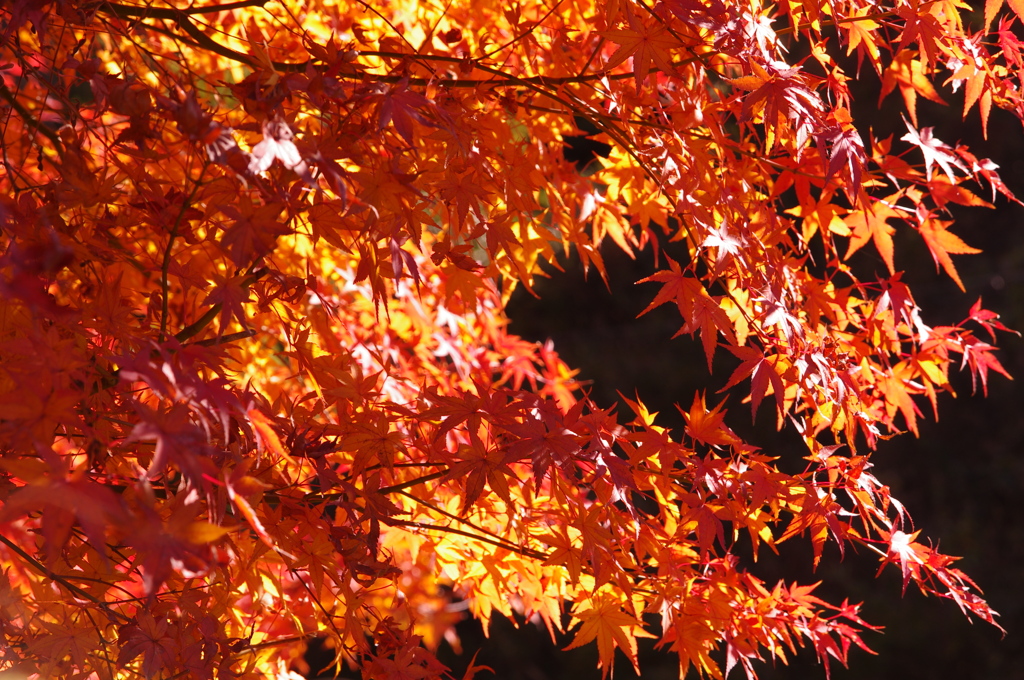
[182,521,232,544]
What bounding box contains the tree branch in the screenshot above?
[0,534,131,623]
[388,519,549,560]
[99,0,269,20]
[0,80,63,152]
[160,166,207,342]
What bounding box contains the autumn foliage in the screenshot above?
[0,0,1021,677]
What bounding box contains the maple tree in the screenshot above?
[0,0,1021,677]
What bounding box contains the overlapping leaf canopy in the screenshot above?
[0,0,1019,678]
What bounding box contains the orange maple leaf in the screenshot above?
[916,215,981,291]
[880,51,946,127]
[639,257,735,369]
[601,4,678,92]
[680,392,741,448]
[565,597,654,678]
[844,195,903,274]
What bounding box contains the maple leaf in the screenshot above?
[915,211,981,291]
[967,297,1018,342]
[126,403,216,486]
[722,345,785,420]
[218,199,290,268]
[247,407,290,460]
[880,51,946,127]
[437,169,490,231]
[659,604,721,678]
[202,272,253,334]
[460,651,494,680]
[950,143,1022,205]
[601,3,678,92]
[731,60,825,151]
[664,0,729,31]
[341,412,407,474]
[117,612,179,679]
[843,195,903,274]
[989,0,1024,30]
[881,529,924,594]
[815,107,867,195]
[441,261,489,309]
[26,621,102,677]
[639,257,735,369]
[224,461,281,553]
[901,119,968,183]
[124,500,225,597]
[926,178,993,211]
[842,9,882,72]
[503,398,584,482]
[960,334,1012,396]
[700,220,743,275]
[996,15,1024,67]
[0,472,128,562]
[565,597,654,678]
[377,78,441,145]
[2,0,54,40]
[680,392,742,448]
[444,430,517,511]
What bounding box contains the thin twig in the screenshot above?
[192,328,258,347]
[377,470,447,495]
[398,489,542,557]
[0,534,131,623]
[482,0,568,59]
[160,164,207,342]
[390,519,548,559]
[775,10,897,37]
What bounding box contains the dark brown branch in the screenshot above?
[173,268,266,343]
[0,80,63,152]
[0,534,131,623]
[160,167,207,342]
[192,328,257,347]
[174,303,222,343]
[377,470,446,495]
[99,0,269,20]
[94,6,687,89]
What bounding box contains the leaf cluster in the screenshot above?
[0,0,1020,678]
